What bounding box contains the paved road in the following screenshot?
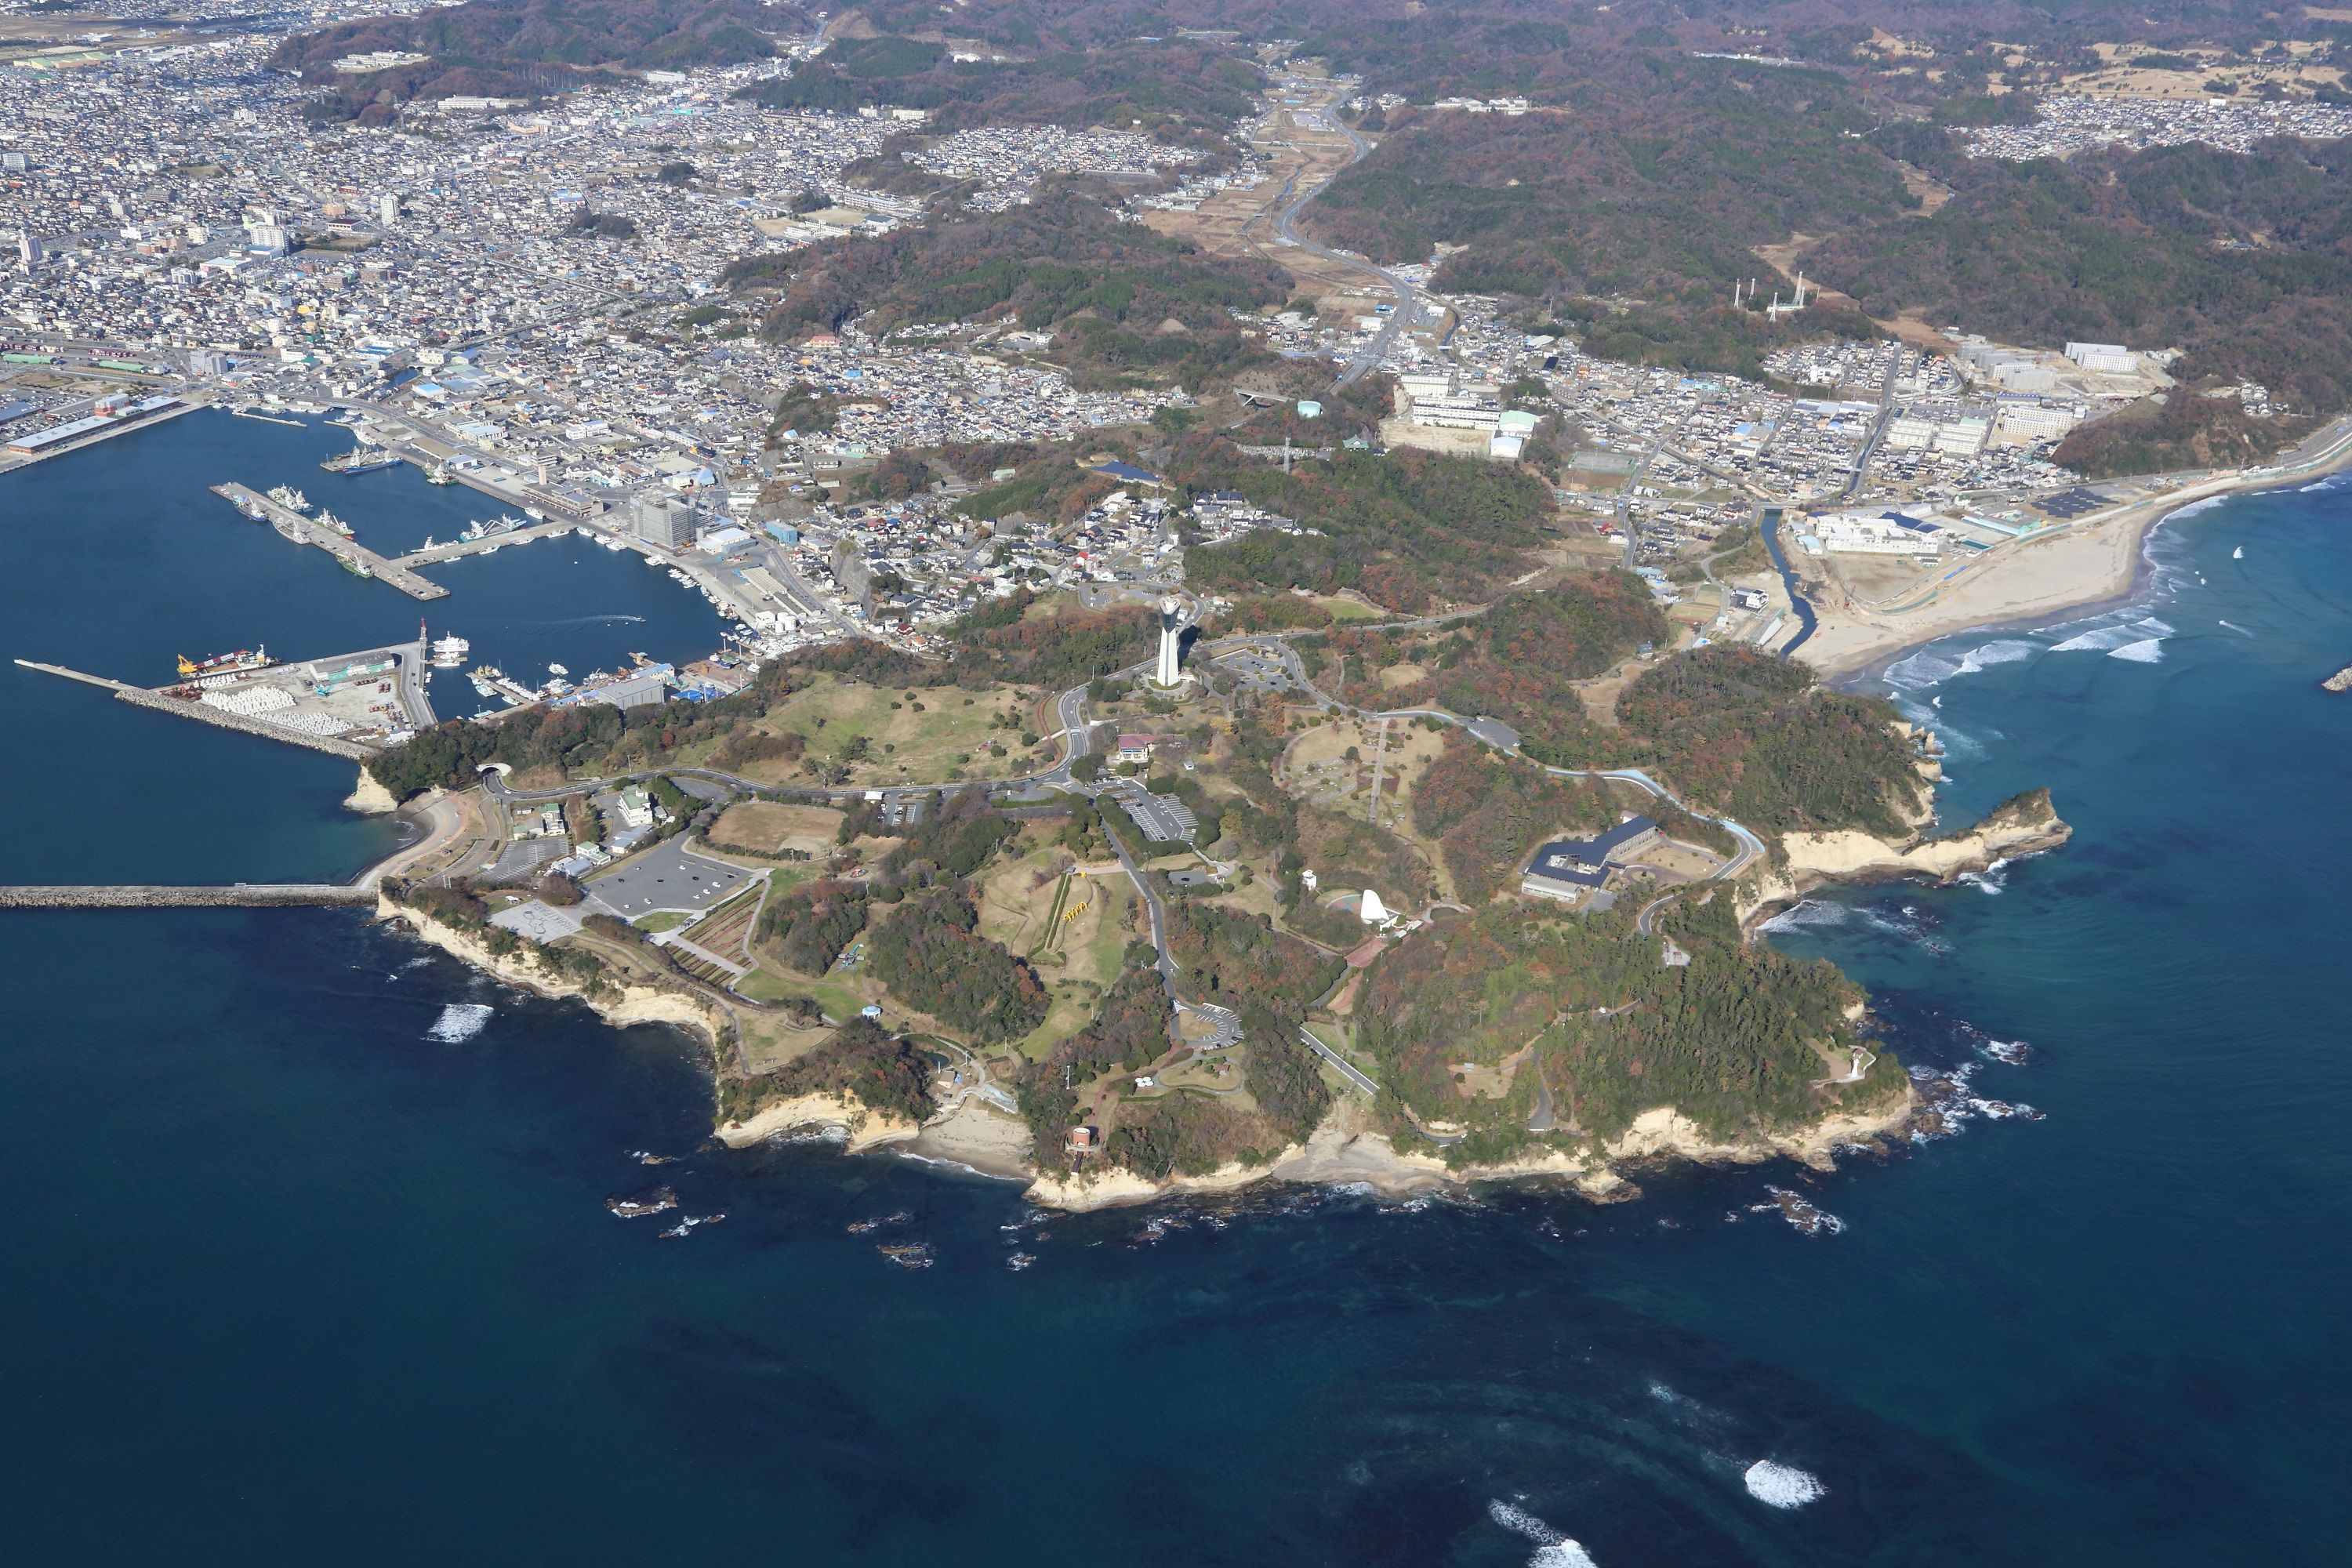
[1268,114,1418,388]
[1300,1024,1379,1097]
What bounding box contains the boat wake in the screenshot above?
[426,1002,492,1042]
[1488,1501,1600,1567]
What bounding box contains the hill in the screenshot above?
[274,0,794,121]
[721,180,1289,392]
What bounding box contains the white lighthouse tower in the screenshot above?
[1153,595,1186,687]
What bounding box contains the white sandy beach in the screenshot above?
[1800,418,2352,681]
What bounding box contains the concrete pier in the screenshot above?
[212,482,449,601]
[390,517,575,569]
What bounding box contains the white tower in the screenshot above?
[1154,596,1183,686]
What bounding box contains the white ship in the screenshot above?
[265,485,312,513]
[428,634,471,668]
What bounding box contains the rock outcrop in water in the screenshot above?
[1737,788,2071,925]
[2322,665,2352,693]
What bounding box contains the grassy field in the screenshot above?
[974,838,1068,956]
[706,800,843,856]
[1012,869,1138,1062]
[709,674,1043,787]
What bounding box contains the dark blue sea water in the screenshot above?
[4,423,2348,1564]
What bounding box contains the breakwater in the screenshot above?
[0,884,372,908]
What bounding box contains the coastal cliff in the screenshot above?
[713,1093,923,1154]
[377,895,731,1044]
[1737,788,2072,925]
[1014,1089,1919,1213]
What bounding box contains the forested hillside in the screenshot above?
[722,183,1287,391]
[739,34,1257,141]
[275,0,790,121]
[1356,894,1903,1165]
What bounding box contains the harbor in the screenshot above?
[212,481,451,601]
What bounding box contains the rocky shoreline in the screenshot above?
[1736,787,2072,928]
[372,783,2053,1216]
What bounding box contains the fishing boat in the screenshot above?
[315,509,354,538]
[321,441,398,476]
[428,634,470,668]
[264,485,311,513]
[426,465,457,486]
[339,556,373,579]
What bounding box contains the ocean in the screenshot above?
[3,422,2347,1565]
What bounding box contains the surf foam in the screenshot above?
[1743,1460,1828,1509]
[1489,1501,1600,1567]
[426,1003,492,1043]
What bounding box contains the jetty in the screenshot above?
[211,482,449,601]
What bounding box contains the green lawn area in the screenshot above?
[633,910,692,934]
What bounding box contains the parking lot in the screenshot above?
[584,838,755,919]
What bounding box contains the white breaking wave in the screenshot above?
[2107,637,2165,663]
[1489,1501,1599,1567]
[1743,1461,1828,1509]
[2050,615,2172,655]
[1958,638,2039,673]
[1757,899,1850,934]
[2163,495,2227,522]
[426,1003,493,1043]
[1956,858,2010,894]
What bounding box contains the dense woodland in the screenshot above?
[866,887,1051,1044]
[739,34,1256,143]
[1356,892,1904,1164]
[759,878,871,975]
[715,1017,936,1127]
[1305,50,1904,377]
[1166,902,1345,1024]
[275,0,789,121]
[1311,572,1667,730]
[1175,441,1553,609]
[1610,647,1925,841]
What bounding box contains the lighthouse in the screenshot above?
[1155,596,1184,687]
